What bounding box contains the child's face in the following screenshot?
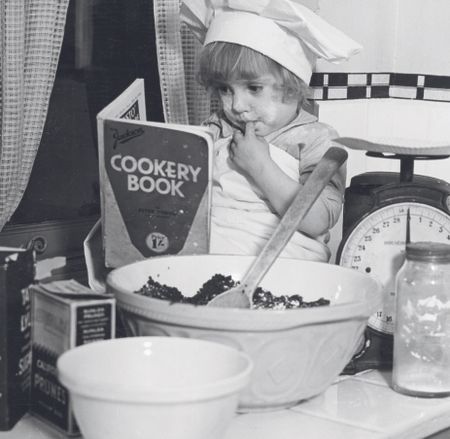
[216,74,299,136]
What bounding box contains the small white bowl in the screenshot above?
[57,336,252,439]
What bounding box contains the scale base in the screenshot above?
[342,328,393,375]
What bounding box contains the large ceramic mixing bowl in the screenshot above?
[106,255,382,411]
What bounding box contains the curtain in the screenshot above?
[0,0,69,231]
[153,0,214,126]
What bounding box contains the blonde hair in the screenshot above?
[198,42,310,105]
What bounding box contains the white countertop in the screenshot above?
[2,370,450,439]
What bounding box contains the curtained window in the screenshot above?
[0,0,70,230]
[7,0,165,226]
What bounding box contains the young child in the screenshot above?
[181,0,361,262]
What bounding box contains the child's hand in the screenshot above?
[229,122,270,177]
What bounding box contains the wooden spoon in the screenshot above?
[207,146,348,309]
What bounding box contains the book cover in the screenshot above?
[97,79,213,268]
[0,246,35,431]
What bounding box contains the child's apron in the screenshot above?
[209,137,330,261]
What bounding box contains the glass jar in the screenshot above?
[392,241,450,397]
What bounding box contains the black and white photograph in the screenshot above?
[1,0,450,438]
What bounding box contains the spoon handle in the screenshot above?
[241,146,348,297]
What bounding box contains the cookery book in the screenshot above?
[0,246,35,431]
[97,79,213,268]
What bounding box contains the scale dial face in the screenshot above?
[339,202,450,335]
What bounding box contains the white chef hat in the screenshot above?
[180,0,362,84]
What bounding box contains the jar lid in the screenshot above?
[406,242,450,262]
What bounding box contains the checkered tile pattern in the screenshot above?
[310,73,450,102]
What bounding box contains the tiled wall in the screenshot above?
[310,0,450,260]
[311,73,450,102]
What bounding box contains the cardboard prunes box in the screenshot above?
[30,280,116,436]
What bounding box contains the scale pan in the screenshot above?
[335,137,450,157]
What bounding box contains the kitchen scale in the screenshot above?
[335,137,450,374]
